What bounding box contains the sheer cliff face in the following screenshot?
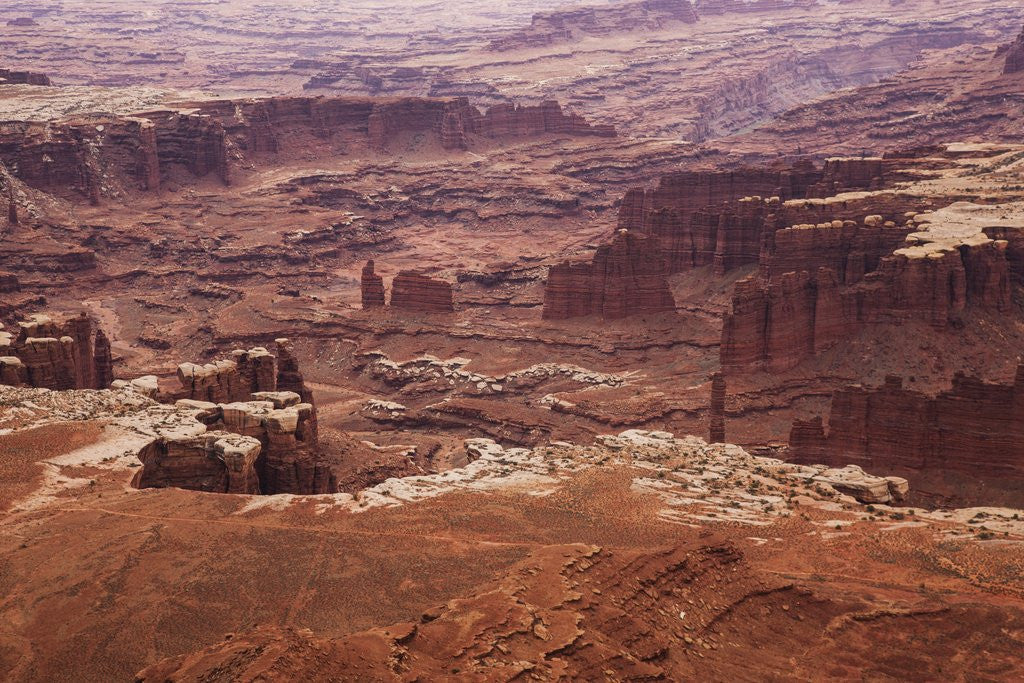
[789,369,1024,508]
[0,96,609,202]
[543,230,676,320]
[0,313,114,391]
[1003,25,1024,74]
[390,271,455,312]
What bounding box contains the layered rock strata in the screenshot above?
[788,368,1024,507]
[0,313,114,390]
[619,166,821,274]
[360,260,386,308]
[390,271,455,313]
[709,373,726,444]
[488,0,698,51]
[135,341,330,495]
[0,96,609,200]
[177,394,329,495]
[543,230,676,320]
[0,68,51,86]
[722,205,1016,371]
[1003,25,1024,74]
[133,432,263,494]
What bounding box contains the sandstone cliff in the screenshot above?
[390,271,455,313]
[543,230,676,320]
[488,0,698,51]
[788,368,1024,507]
[1003,25,1024,74]
[0,313,115,390]
[133,340,340,495]
[360,259,386,309]
[722,206,1015,371]
[618,165,825,274]
[0,68,51,86]
[0,96,609,201]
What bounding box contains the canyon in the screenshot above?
[2,1,1024,680]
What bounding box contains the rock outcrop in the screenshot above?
[488,0,698,51]
[175,347,279,404]
[618,165,824,274]
[173,339,313,405]
[1003,25,1024,74]
[0,96,610,200]
[0,271,19,293]
[0,313,115,390]
[390,271,455,313]
[360,260,386,309]
[474,101,615,139]
[696,0,816,15]
[134,341,332,495]
[788,368,1024,507]
[709,373,726,444]
[543,230,676,320]
[133,432,263,494]
[722,207,1015,371]
[179,394,328,495]
[0,68,51,86]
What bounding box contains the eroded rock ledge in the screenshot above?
[789,366,1024,508]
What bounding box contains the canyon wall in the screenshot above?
[788,369,1024,507]
[722,237,1011,371]
[543,229,676,320]
[390,271,455,313]
[696,0,816,15]
[0,313,114,390]
[618,166,828,274]
[488,0,698,51]
[1003,25,1024,74]
[0,68,51,86]
[136,340,333,495]
[133,432,263,495]
[721,194,1016,372]
[360,260,386,309]
[709,372,726,444]
[617,162,916,278]
[0,96,609,200]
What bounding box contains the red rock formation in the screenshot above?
[138,109,228,185]
[1003,25,1024,74]
[0,313,115,389]
[390,271,455,313]
[696,0,816,15]
[142,342,332,494]
[0,116,162,198]
[175,347,278,404]
[0,68,51,86]
[788,416,826,463]
[274,338,315,406]
[0,271,18,293]
[619,165,821,231]
[93,328,113,390]
[618,165,823,274]
[709,373,726,444]
[721,217,1012,371]
[543,230,676,320]
[488,0,697,51]
[133,432,263,494]
[789,368,1024,507]
[360,260,386,309]
[473,101,616,138]
[0,96,609,200]
[807,158,893,196]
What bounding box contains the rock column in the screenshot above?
[709,373,726,444]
